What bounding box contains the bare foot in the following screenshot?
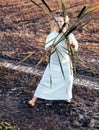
[27,100,35,107]
[27,96,37,107]
[66,99,72,103]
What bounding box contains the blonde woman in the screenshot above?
[28,11,78,106]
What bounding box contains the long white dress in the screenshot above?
[34,31,78,100]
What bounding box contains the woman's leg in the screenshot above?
[28,96,37,106]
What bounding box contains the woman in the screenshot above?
[28,11,78,106]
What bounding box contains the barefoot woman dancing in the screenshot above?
[28,11,78,106]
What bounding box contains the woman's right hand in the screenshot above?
[45,45,54,52]
[48,45,54,52]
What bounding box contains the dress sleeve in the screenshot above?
[45,33,54,50]
[68,33,78,51]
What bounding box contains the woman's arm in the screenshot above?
[68,33,78,51]
[45,33,54,51]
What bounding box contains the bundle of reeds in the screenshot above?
[19,0,99,78]
[0,122,20,130]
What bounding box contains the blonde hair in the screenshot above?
[55,10,69,23]
[50,11,69,31]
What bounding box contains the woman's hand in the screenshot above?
[68,41,75,48]
[48,45,54,52]
[45,45,54,52]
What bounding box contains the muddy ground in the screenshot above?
[0,0,99,130]
[0,66,99,130]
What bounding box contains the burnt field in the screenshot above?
[0,0,99,130]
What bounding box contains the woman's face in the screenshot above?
[55,16,64,28]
